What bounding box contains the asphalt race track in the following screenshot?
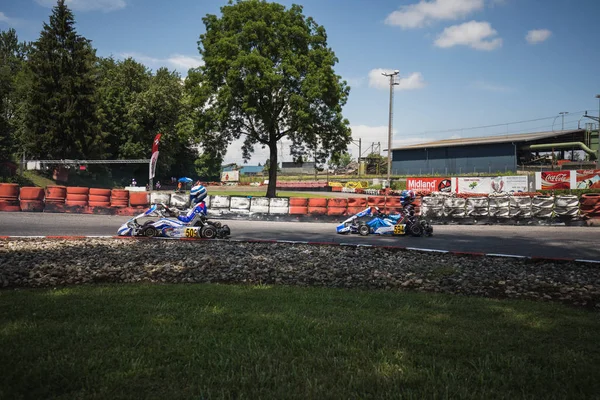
[0,212,598,260]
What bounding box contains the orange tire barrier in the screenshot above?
[385,196,402,207]
[347,206,368,215]
[289,197,308,206]
[89,188,111,196]
[110,200,129,207]
[367,196,385,206]
[327,198,348,207]
[89,194,110,202]
[111,189,129,199]
[129,192,149,207]
[348,198,367,207]
[0,200,20,212]
[64,200,87,207]
[326,207,347,216]
[19,187,45,201]
[580,193,600,207]
[308,198,327,208]
[20,199,44,212]
[384,207,402,214]
[88,201,111,207]
[45,186,67,203]
[66,187,90,195]
[289,206,308,215]
[66,194,88,202]
[0,183,19,199]
[307,206,327,215]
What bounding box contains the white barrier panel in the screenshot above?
[250,197,270,213]
[443,197,466,218]
[170,194,189,208]
[488,195,510,218]
[532,195,554,218]
[554,195,579,217]
[269,197,289,214]
[229,196,251,210]
[211,195,231,209]
[509,196,532,218]
[150,192,171,206]
[466,197,489,217]
[421,196,444,218]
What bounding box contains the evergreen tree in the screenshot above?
[22,0,103,160]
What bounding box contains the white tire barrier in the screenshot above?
[250,197,270,214]
[269,197,289,214]
[170,194,189,208]
[211,195,231,209]
[229,196,251,215]
[532,195,554,218]
[554,195,579,217]
[422,196,445,218]
[489,195,510,218]
[509,196,532,218]
[150,192,171,206]
[443,197,466,218]
[466,197,489,217]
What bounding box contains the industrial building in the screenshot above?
[390,128,599,175]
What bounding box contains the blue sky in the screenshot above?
[1,0,599,165]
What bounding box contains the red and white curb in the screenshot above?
[1,235,599,264]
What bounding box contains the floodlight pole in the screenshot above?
[382,70,400,185]
[559,111,568,130]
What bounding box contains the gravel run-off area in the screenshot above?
[1,238,599,310]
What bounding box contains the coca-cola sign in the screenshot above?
[540,171,571,190]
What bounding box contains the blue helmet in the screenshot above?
[400,189,415,206]
[190,184,207,204]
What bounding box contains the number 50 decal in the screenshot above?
[184,228,197,238]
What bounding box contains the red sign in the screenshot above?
[540,171,571,190]
[407,177,452,193]
[576,169,600,189]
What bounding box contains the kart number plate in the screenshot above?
[184,227,200,238]
[393,224,405,235]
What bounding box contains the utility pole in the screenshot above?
[382,70,400,186]
[559,111,568,130]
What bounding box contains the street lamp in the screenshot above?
[382,70,399,186]
[558,111,569,130]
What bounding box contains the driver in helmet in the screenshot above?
[399,189,416,207]
[173,183,208,224]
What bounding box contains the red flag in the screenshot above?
[152,133,162,154]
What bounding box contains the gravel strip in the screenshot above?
[1,238,599,310]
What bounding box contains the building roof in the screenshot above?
[392,129,585,150]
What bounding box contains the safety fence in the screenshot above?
[1,183,600,225]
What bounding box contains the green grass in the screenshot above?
[1,284,599,400]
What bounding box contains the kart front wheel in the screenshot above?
[358,224,370,236]
[142,226,158,237]
[201,225,217,239]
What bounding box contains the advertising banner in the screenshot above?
[406,177,453,193]
[149,133,162,180]
[456,176,529,194]
[221,170,240,182]
[575,169,600,189]
[535,171,572,190]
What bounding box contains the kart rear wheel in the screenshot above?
[200,225,217,239]
[408,222,423,237]
[142,226,158,237]
[358,223,370,236]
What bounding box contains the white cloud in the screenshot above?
[525,29,551,44]
[35,0,126,12]
[0,11,17,25]
[471,80,514,92]
[120,52,204,74]
[368,69,426,90]
[434,20,502,50]
[385,0,484,29]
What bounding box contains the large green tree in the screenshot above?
[0,28,29,161]
[193,0,351,197]
[22,0,103,160]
